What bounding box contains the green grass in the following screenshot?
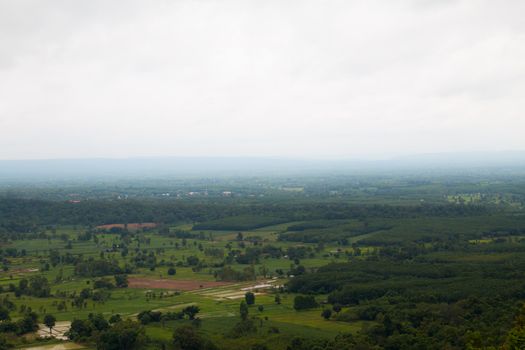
[3,212,524,348]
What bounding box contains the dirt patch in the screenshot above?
[37,321,71,341]
[128,278,231,291]
[96,223,157,231]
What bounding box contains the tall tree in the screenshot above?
[245,292,255,305]
[44,314,56,335]
[240,301,249,321]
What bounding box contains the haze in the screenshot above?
[1,0,524,160]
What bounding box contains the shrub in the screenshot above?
[293,295,318,310]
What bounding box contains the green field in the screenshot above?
[1,174,525,349]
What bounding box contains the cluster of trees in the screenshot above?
[298,298,525,349]
[222,245,305,265]
[288,257,523,294]
[285,333,359,350]
[285,255,525,348]
[0,197,487,238]
[215,266,256,282]
[68,313,145,350]
[293,295,318,310]
[9,276,51,298]
[72,288,111,308]
[59,300,525,350]
[74,259,127,277]
[173,325,218,350]
[49,249,81,267]
[0,307,39,336]
[137,305,200,325]
[131,251,157,269]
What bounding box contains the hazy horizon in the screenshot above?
[0,151,524,182]
[1,149,525,162]
[1,0,524,160]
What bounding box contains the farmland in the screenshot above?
[0,173,525,349]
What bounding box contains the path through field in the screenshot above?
[21,343,85,350]
[128,277,231,290]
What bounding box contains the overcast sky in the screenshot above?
[0,0,524,160]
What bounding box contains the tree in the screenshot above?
[68,319,94,340]
[0,307,10,321]
[505,327,525,349]
[183,305,200,320]
[173,325,202,350]
[333,304,342,314]
[505,304,525,350]
[245,292,255,305]
[94,278,115,289]
[89,313,110,332]
[229,319,257,338]
[173,325,217,350]
[251,345,269,350]
[75,260,122,277]
[24,276,51,297]
[186,256,200,266]
[0,335,10,350]
[44,314,56,335]
[18,279,28,293]
[114,274,128,288]
[109,314,122,324]
[16,312,38,335]
[240,301,249,321]
[97,320,146,350]
[137,311,162,325]
[321,309,332,320]
[80,288,92,299]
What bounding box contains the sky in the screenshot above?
[0,0,524,160]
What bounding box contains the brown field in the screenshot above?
[95,223,157,231]
[0,267,39,275]
[128,278,231,291]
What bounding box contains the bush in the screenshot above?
[94,278,115,289]
[293,295,318,310]
[229,319,257,338]
[321,309,332,320]
[173,325,218,350]
[137,310,162,325]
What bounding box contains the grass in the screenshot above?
[0,219,413,329]
[4,211,524,348]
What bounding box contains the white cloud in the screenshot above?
[0,0,524,159]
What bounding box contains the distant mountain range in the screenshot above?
[0,151,524,181]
